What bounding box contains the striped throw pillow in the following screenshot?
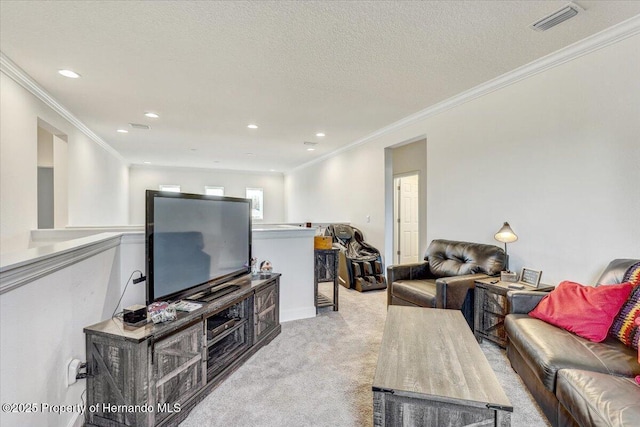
[609,262,640,349]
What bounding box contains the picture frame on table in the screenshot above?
[520,267,542,287]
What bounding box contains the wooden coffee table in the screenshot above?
[372,307,513,426]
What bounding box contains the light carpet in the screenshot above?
[180,283,550,426]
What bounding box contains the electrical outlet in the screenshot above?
[67,358,81,387]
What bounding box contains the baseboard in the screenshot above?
[280,306,316,322]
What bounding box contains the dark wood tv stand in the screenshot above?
[83,274,280,427]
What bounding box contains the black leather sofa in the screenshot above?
[505,259,640,427]
[386,239,505,328]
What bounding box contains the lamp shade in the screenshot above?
[494,222,518,243]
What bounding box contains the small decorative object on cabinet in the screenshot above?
[84,274,280,427]
[314,248,339,312]
[314,235,333,250]
[500,271,518,282]
[474,278,554,348]
[259,260,273,278]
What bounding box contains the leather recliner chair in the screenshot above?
[387,239,506,328]
[325,224,387,292]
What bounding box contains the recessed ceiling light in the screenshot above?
[117,129,128,133]
[144,112,159,118]
[247,124,258,129]
[58,69,81,78]
[143,161,151,164]
[245,152,254,156]
[316,132,325,137]
[269,169,276,172]
[307,148,316,151]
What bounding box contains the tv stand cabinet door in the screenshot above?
[152,322,205,425]
[85,333,150,427]
[254,279,279,343]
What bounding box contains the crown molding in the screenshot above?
[0,52,126,163]
[288,14,640,174]
[130,162,284,176]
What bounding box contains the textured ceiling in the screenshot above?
[2,1,640,172]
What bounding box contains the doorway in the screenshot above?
[37,120,68,229]
[393,173,420,264]
[384,136,427,266]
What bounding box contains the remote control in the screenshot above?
[508,284,525,290]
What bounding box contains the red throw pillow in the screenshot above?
[530,281,632,342]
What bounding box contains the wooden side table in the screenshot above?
[314,248,339,313]
[474,278,554,348]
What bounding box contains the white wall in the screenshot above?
[129,165,285,225]
[285,142,387,247]
[252,228,316,322]
[37,126,54,167]
[286,33,640,285]
[0,73,129,254]
[118,234,147,310]
[0,245,123,427]
[66,133,129,228]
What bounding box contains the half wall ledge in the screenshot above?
[0,232,125,295]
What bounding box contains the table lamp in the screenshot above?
[494,221,518,271]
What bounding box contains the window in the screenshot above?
[159,184,181,193]
[245,188,264,220]
[204,186,224,196]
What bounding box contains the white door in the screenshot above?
[393,174,420,264]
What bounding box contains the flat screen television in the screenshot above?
[145,190,252,304]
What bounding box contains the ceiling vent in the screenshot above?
[530,3,583,32]
[129,123,151,130]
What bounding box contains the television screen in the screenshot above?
[146,190,251,303]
